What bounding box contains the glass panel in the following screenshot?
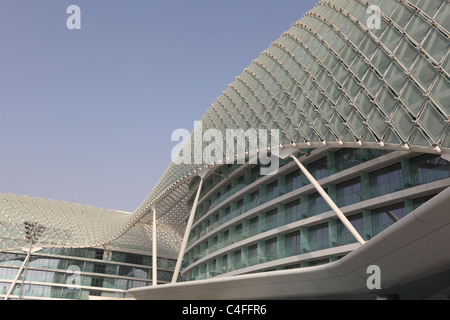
[430,76,450,116]
[381,26,402,52]
[285,199,301,224]
[308,191,331,216]
[391,4,414,29]
[417,0,445,18]
[350,55,368,81]
[384,62,407,94]
[411,55,437,90]
[309,157,328,180]
[354,91,372,118]
[359,36,378,60]
[410,154,450,186]
[264,238,277,261]
[308,223,329,252]
[376,85,397,116]
[337,213,363,245]
[371,203,405,235]
[335,95,352,118]
[363,69,382,97]
[370,163,403,197]
[418,102,447,143]
[405,14,430,45]
[336,148,360,171]
[285,230,301,256]
[371,48,391,75]
[336,177,362,207]
[434,1,449,31]
[347,111,365,138]
[400,81,426,116]
[390,104,414,141]
[422,28,449,63]
[395,38,418,69]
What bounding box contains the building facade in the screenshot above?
[1,0,449,299]
[0,194,182,300]
[182,148,450,281]
[0,247,176,300]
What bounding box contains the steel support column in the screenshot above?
[172,170,209,283]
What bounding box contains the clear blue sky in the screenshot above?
[0,0,318,212]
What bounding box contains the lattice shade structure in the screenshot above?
[0,193,181,256]
[1,0,448,254]
[131,0,450,239]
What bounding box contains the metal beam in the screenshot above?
[172,170,209,283]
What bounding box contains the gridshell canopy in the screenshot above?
[1,0,448,253]
[0,193,181,256]
[131,0,450,234]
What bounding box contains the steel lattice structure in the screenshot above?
[0,0,448,256]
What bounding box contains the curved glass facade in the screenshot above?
[0,247,178,300]
[182,149,450,280]
[134,0,450,225]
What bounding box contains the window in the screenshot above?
[371,203,405,235]
[336,148,360,171]
[91,277,104,288]
[93,264,106,274]
[337,213,364,245]
[224,206,231,218]
[309,258,329,267]
[237,175,245,186]
[95,250,104,260]
[233,250,241,269]
[221,255,228,272]
[370,163,403,197]
[309,223,329,252]
[413,194,437,209]
[410,154,450,186]
[285,199,301,224]
[236,199,244,215]
[285,230,301,257]
[264,209,278,231]
[285,170,301,193]
[235,225,242,241]
[212,235,218,249]
[223,230,229,243]
[265,181,279,202]
[336,177,362,207]
[308,191,330,216]
[309,157,328,180]
[250,166,260,183]
[248,244,258,265]
[247,191,259,211]
[248,217,258,236]
[124,253,144,265]
[211,259,217,275]
[265,238,277,261]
